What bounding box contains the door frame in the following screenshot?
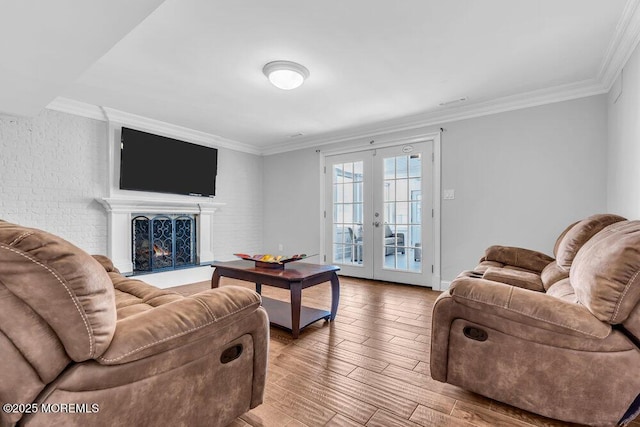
[319,131,442,290]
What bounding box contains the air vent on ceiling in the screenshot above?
[439,97,468,107]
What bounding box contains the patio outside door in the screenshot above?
[324,141,433,286]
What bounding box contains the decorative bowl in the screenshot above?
[233,253,310,269]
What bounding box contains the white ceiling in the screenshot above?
[0,0,164,116]
[2,0,639,153]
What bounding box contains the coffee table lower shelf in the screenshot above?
[261,296,331,334]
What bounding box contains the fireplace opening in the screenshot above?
[132,214,196,273]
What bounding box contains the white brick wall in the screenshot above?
[212,147,264,260]
[0,109,264,262]
[0,109,108,253]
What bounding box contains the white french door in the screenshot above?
[324,141,433,286]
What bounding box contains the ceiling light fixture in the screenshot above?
[263,60,309,90]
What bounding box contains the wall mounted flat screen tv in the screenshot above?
[120,127,218,197]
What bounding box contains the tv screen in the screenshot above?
[119,127,218,197]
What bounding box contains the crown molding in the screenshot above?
[46,97,261,156]
[100,107,261,155]
[261,78,607,155]
[46,97,107,121]
[598,0,640,90]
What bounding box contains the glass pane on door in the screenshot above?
[382,154,421,272]
[332,161,364,265]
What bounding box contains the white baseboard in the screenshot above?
[439,280,452,291]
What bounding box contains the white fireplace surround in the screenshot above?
[98,197,225,275]
[93,113,235,287]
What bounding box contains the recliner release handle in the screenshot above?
[463,326,488,341]
[220,344,243,364]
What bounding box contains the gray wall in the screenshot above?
[263,95,609,284]
[263,148,321,260]
[439,96,607,282]
[607,40,640,219]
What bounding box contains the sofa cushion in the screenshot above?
[482,245,554,273]
[482,267,544,292]
[540,261,569,290]
[110,273,184,319]
[546,278,579,304]
[0,220,116,361]
[555,214,626,271]
[571,220,640,324]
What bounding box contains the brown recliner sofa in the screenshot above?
[475,213,626,292]
[431,218,640,426]
[0,220,269,427]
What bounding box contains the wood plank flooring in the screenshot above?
[171,276,619,427]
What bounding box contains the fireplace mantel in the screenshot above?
[98,196,225,274]
[99,197,225,214]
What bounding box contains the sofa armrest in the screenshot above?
[449,276,611,339]
[482,267,544,292]
[98,286,261,365]
[92,254,120,273]
[481,245,554,273]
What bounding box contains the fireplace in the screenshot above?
[98,196,224,276]
[132,214,196,272]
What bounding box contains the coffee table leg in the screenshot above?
[330,272,340,321]
[290,282,302,339]
[211,268,221,289]
[255,282,262,295]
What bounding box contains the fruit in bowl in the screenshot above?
[233,253,309,264]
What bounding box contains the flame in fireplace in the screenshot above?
[153,243,171,257]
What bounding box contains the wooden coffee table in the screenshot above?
[211,260,340,338]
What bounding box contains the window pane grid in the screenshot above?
[382,154,422,273]
[332,160,364,266]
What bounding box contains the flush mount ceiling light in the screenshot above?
[262,60,309,90]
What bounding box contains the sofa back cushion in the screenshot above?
[571,220,640,324]
[0,221,116,361]
[540,261,569,290]
[552,221,579,257]
[555,214,626,271]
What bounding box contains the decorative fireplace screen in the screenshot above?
[132,214,196,272]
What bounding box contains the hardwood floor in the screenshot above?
[171,276,602,427]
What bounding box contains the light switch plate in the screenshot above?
[443,189,455,200]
